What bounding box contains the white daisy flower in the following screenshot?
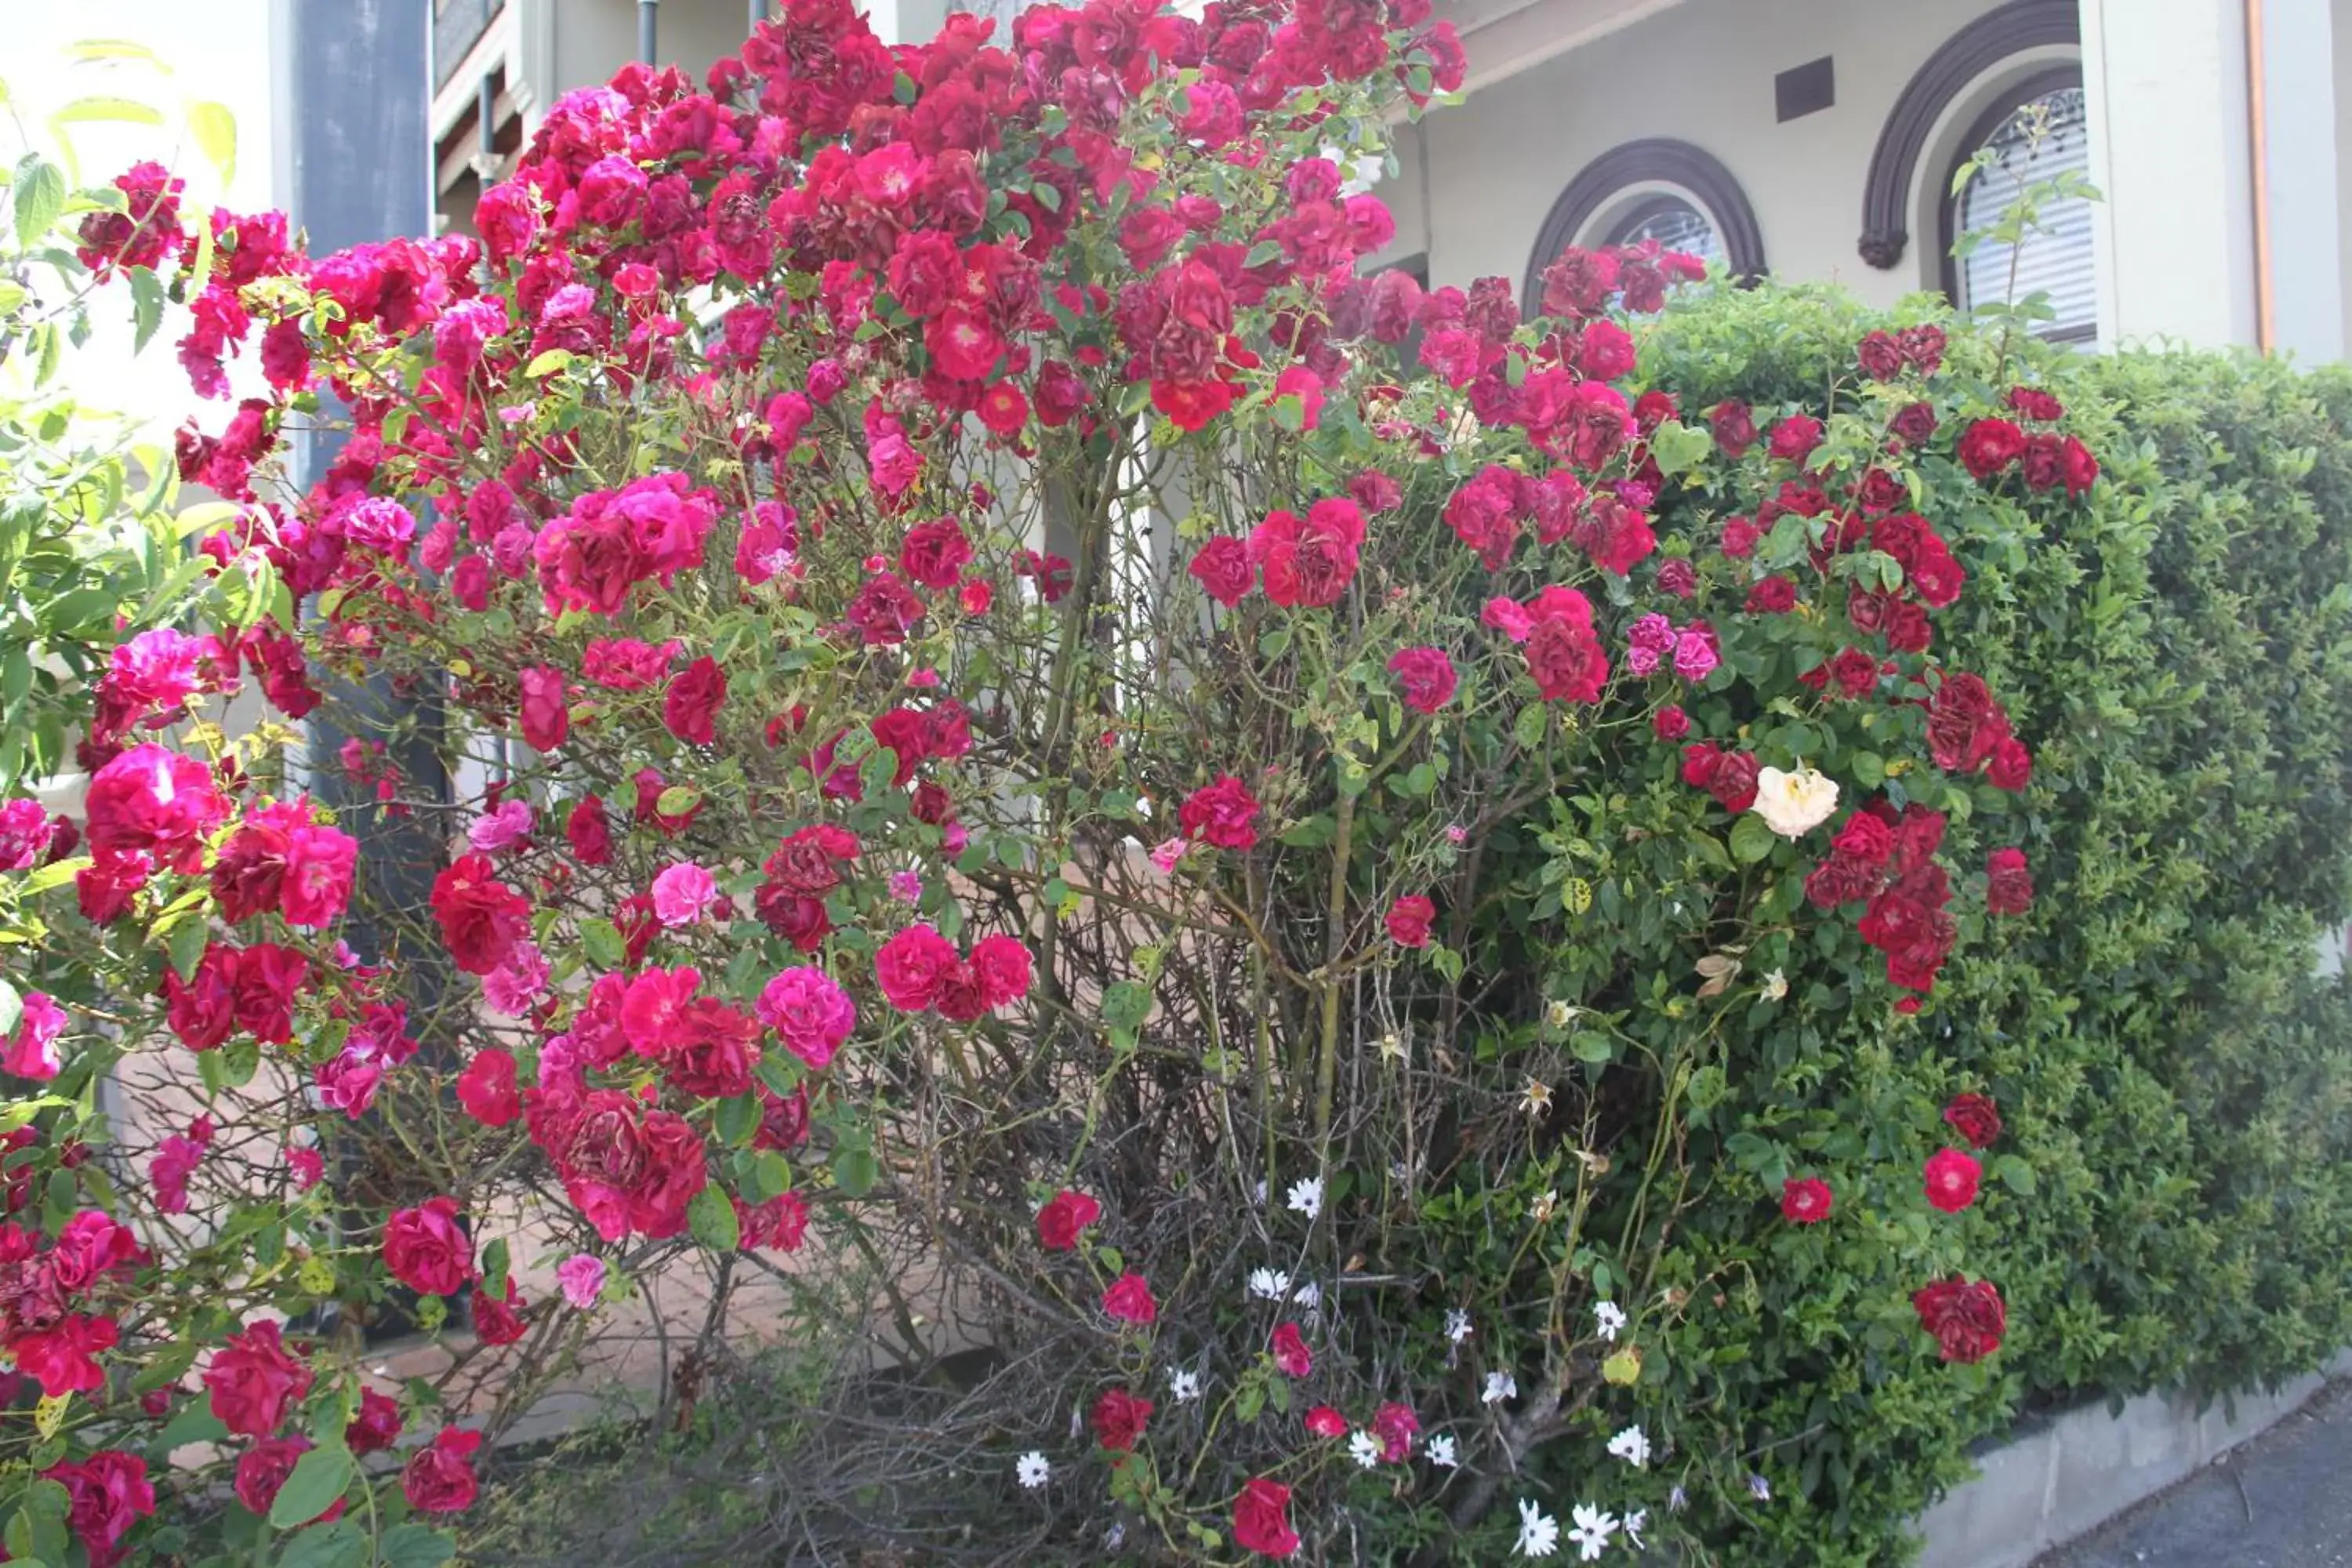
[1444,1308,1474,1344]
[1426,1434,1459,1468]
[1624,1509,1648,1549]
[1594,1301,1628,1341]
[1606,1423,1650,1468]
[1248,1268,1290,1301]
[1290,1280,1321,1312]
[1287,1175,1324,1220]
[1348,1430,1382,1469]
[1515,1498,1561,1558]
[1168,1369,1202,1403]
[1016,1451,1050,1489]
[1483,1370,1518,1405]
[1567,1503,1619,1562]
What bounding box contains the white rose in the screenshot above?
[1751,766,1839,839]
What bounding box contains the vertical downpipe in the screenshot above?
[2246,0,2277,351]
[750,0,768,32]
[639,0,660,64]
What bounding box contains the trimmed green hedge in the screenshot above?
[1609,281,2352,1562]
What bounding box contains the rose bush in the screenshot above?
[10,1,2352,1564]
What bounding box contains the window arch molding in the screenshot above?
[1936,65,2095,341]
[1857,0,2080,271]
[1519,138,1766,314]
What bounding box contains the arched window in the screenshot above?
[1604,195,1724,269]
[1941,72,2096,344]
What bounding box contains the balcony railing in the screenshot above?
[434,0,507,92]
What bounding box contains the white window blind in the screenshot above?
[1609,197,1722,267]
[1958,87,2096,344]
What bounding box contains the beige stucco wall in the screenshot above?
[1377,0,2026,306]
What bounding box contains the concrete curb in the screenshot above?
[1914,1348,2352,1568]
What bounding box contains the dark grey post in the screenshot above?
[640,0,660,64]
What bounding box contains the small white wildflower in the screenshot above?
[1545,1000,1577,1029]
[1515,1498,1561,1559]
[1593,1301,1628,1341]
[1286,1175,1324,1220]
[1444,1308,1474,1344]
[1134,795,1151,818]
[1168,1369,1202,1403]
[1103,1522,1127,1550]
[1521,1078,1554,1116]
[1390,1160,1413,1183]
[1567,1503,1619,1562]
[1247,1268,1290,1301]
[1253,1180,1269,1206]
[1668,1484,1688,1513]
[1624,1509,1648,1549]
[1748,1472,1772,1501]
[1606,1424,1650,1468]
[1348,1430,1383,1469]
[1379,1030,1406,1062]
[1530,1189,1559,1223]
[1762,968,1788,1002]
[1016,1451,1051,1489]
[1425,1434,1459,1468]
[1483,1370,1518,1405]
[1290,1279,1322,1312]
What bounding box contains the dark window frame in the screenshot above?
[1519,138,1766,314]
[1936,65,2097,344]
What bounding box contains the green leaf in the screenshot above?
[1994,1153,2037,1196]
[1512,702,1548,750]
[165,916,210,982]
[655,786,700,817]
[577,918,625,970]
[273,1519,366,1568]
[186,100,237,182]
[267,1440,353,1527]
[481,1237,511,1298]
[1100,981,1152,1033]
[376,1525,459,1568]
[523,349,572,379]
[127,264,165,352]
[1728,813,1777,866]
[1276,815,1335,849]
[0,978,19,1036]
[1646,420,1714,478]
[11,155,65,248]
[713,1092,760,1149]
[831,1145,879,1199]
[687,1184,740,1253]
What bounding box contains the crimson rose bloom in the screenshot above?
[1270,1322,1312,1377]
[1944,1093,2005,1149]
[1653,704,1690,739]
[1102,1271,1157,1325]
[898,517,971,590]
[1036,1189,1102,1250]
[1522,585,1610,702]
[383,1196,474,1296]
[662,655,727,746]
[518,664,568,752]
[1091,1387,1154,1451]
[429,853,531,975]
[1767,414,1824,463]
[1249,496,1365,608]
[874,924,960,1013]
[1303,1406,1348,1439]
[1781,1177,1833,1225]
[1923,1148,1982,1214]
[1913,1276,2007,1363]
[1987,737,2033,792]
[346,1388,404,1455]
[234,1436,331,1520]
[1189,535,1254,606]
[1233,1477,1301,1558]
[204,1318,314,1439]
[402,1426,482,1513]
[1958,417,2027,480]
[1709,398,1757,458]
[1385,895,1436,949]
[455,1047,521,1127]
[45,1450,154,1568]
[969,934,1033,1009]
[565,794,612,866]
[1387,646,1457,713]
[1986,848,2034,915]
[471,1279,527,1345]
[1745,575,1798,614]
[1179,775,1261,851]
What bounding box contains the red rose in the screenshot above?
[1653,705,1690,739]
[1857,331,1905,381]
[1233,1477,1302,1558]
[1923,1148,1981,1214]
[1912,1276,2006,1363]
[969,934,1033,1009]
[1924,673,2013,776]
[1781,1177,1833,1224]
[13,1313,118,1396]
[1987,737,2032,792]
[1371,1401,1419,1461]
[1943,1093,2004,1149]
[44,1450,154,1568]
[1385,895,1436,949]
[1249,497,1365,608]
[1189,537,1254,606]
[1985,848,2034,915]
[1102,1271,1157,1325]
[1745,575,1798,613]
[1958,418,2026,480]
[1270,1322,1312,1377]
[565,795,612,866]
[2060,436,2100,498]
[1710,399,1757,459]
[346,1388,404,1455]
[429,853,532,976]
[235,1436,325,1520]
[1767,414,1824,464]
[1090,1387,1154,1451]
[383,1196,474,1297]
[1179,775,1261,851]
[401,1427,482,1513]
[662,655,726,746]
[518,665,568,752]
[1889,401,1939,448]
[898,517,972,590]
[1523,586,1610,702]
[205,1319,314,1439]
[456,1047,521,1127]
[2007,385,2064,421]
[1036,1189,1102,1250]
[1686,746,1760,812]
[2020,433,2067,492]
[875,924,960,1014]
[1828,648,1882,699]
[470,1279,527,1345]
[1387,646,1458,714]
[1303,1406,1347,1439]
